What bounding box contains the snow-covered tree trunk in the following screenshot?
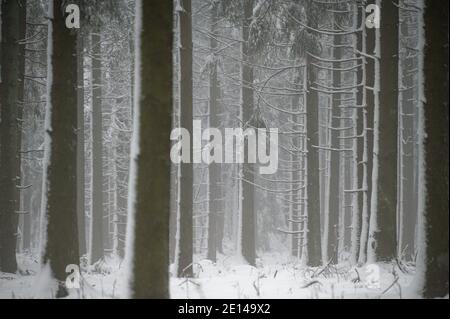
[176,0,194,277]
[359,0,376,264]
[398,3,418,261]
[240,0,256,267]
[367,0,399,262]
[207,5,221,263]
[327,32,342,264]
[76,32,87,257]
[125,0,172,299]
[41,0,80,298]
[305,52,322,267]
[90,32,104,264]
[413,0,448,298]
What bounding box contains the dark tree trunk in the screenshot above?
[306,53,322,267]
[241,0,256,266]
[0,0,22,273]
[177,0,194,278]
[368,0,399,262]
[42,0,80,298]
[16,0,27,253]
[418,0,449,298]
[90,33,104,264]
[128,0,172,298]
[327,33,341,264]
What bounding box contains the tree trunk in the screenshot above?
[126,0,172,298]
[290,71,301,258]
[176,0,194,278]
[207,5,220,263]
[398,10,417,261]
[327,33,341,264]
[17,0,27,253]
[76,33,87,257]
[42,0,80,297]
[241,0,256,266]
[358,0,375,264]
[0,0,22,273]
[306,52,322,267]
[351,3,364,265]
[367,0,399,262]
[90,32,104,264]
[415,0,449,298]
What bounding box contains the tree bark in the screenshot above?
[16,0,27,253]
[177,0,194,277]
[358,0,375,264]
[416,0,449,298]
[127,0,172,298]
[207,5,220,263]
[306,52,322,267]
[90,32,104,264]
[398,10,417,261]
[0,0,22,273]
[327,33,341,264]
[76,33,87,257]
[241,0,256,266]
[368,0,399,262]
[42,0,80,297]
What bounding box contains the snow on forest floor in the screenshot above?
[0,252,417,299]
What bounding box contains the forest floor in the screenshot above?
[0,252,417,299]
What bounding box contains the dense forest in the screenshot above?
[0,0,448,299]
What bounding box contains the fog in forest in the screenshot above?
[0,0,448,299]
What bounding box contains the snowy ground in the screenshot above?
[0,252,418,299]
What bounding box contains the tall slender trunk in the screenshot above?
[306,52,322,267]
[17,0,27,253]
[398,10,417,260]
[42,0,79,298]
[90,32,104,264]
[77,33,87,256]
[358,0,375,264]
[327,33,341,264]
[290,71,301,258]
[367,0,399,262]
[176,0,194,277]
[351,3,364,264]
[241,0,256,266]
[207,5,220,262]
